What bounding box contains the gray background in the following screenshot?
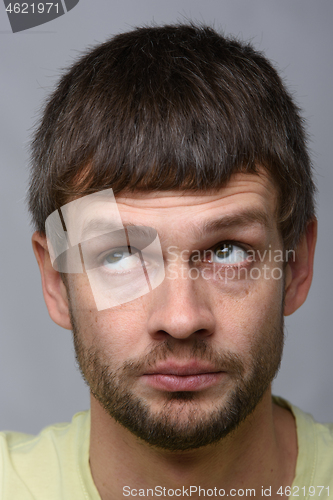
[0,0,332,435]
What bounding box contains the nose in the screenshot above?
[146,266,216,340]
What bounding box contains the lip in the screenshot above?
[141,361,225,392]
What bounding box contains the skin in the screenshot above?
[33,170,317,499]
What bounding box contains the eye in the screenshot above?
[102,247,142,272]
[206,243,249,264]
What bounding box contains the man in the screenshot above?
[1,23,331,499]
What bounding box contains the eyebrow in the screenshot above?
[194,208,273,239]
[80,219,157,242]
[79,219,123,240]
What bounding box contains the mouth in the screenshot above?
[141,361,225,392]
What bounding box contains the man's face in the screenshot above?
[66,170,285,450]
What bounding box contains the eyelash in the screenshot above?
[192,241,252,266]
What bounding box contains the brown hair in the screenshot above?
[28,23,315,249]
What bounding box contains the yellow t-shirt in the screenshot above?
[0,398,332,499]
[0,410,100,500]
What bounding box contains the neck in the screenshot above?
[89,389,297,500]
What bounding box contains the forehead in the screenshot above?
[113,171,278,228]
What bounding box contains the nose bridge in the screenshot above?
[147,260,216,339]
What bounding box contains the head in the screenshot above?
[30,24,317,451]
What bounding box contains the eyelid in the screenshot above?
[105,247,131,261]
[101,245,136,259]
[198,241,250,264]
[101,248,143,275]
[92,246,135,271]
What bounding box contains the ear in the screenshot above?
[32,231,72,330]
[284,218,317,316]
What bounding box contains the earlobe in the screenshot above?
[284,218,317,316]
[32,231,72,330]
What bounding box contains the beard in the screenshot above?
[69,300,285,452]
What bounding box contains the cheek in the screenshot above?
[67,273,96,312]
[68,275,150,358]
[210,275,284,353]
[94,307,147,354]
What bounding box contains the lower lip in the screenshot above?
[141,372,224,392]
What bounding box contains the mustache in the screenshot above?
[118,338,245,378]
